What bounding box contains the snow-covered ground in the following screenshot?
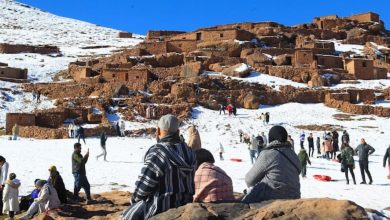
[1,104,390,214]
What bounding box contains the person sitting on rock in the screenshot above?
[22,180,61,219]
[19,179,40,211]
[122,114,196,220]
[193,149,234,203]
[48,165,67,204]
[242,125,301,203]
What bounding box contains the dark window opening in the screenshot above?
[220,33,224,38]
[362,61,367,67]
[196,32,202,41]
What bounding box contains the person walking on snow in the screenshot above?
[36,90,41,103]
[316,137,321,155]
[383,145,390,179]
[299,133,305,149]
[120,121,126,137]
[77,125,86,144]
[265,112,270,125]
[341,143,356,185]
[218,143,225,161]
[307,133,314,157]
[355,138,375,184]
[96,131,108,161]
[249,135,258,164]
[219,104,226,115]
[298,149,311,178]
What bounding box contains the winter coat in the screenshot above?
[2,179,20,212]
[35,183,61,212]
[72,151,89,175]
[77,126,85,137]
[341,145,355,166]
[342,133,350,144]
[265,113,270,122]
[0,161,9,185]
[298,149,311,167]
[243,141,301,203]
[49,172,67,204]
[355,144,375,161]
[299,134,305,142]
[324,139,333,152]
[12,124,19,136]
[193,162,234,202]
[124,134,196,219]
[187,126,201,151]
[250,135,258,151]
[384,146,390,167]
[100,132,107,147]
[316,138,321,148]
[307,136,314,148]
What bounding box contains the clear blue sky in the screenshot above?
[18,0,390,35]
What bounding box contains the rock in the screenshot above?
[246,52,272,67]
[273,54,292,66]
[181,62,203,78]
[156,52,184,68]
[242,93,261,109]
[208,63,224,72]
[308,74,326,88]
[222,63,251,78]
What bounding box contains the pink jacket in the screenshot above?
[325,139,333,152]
[193,162,234,202]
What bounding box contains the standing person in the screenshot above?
[316,137,321,155]
[249,135,258,164]
[265,112,270,125]
[307,133,314,157]
[145,105,151,119]
[261,132,268,146]
[324,134,333,160]
[187,125,202,151]
[72,143,92,202]
[218,143,225,161]
[32,89,37,102]
[342,130,350,144]
[226,104,232,116]
[256,135,265,155]
[2,173,20,220]
[96,131,108,161]
[122,114,196,220]
[116,122,121,137]
[48,165,67,204]
[68,123,74,138]
[383,145,390,179]
[242,126,301,203]
[341,144,356,185]
[11,124,19,141]
[355,138,375,184]
[77,125,86,144]
[219,104,226,115]
[332,131,339,160]
[36,90,41,103]
[299,133,305,149]
[120,121,126,137]
[287,135,294,150]
[0,156,9,215]
[262,113,267,125]
[298,149,311,178]
[232,104,237,116]
[238,129,243,143]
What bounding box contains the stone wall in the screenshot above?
[0,67,28,80]
[5,113,36,134]
[0,43,60,54]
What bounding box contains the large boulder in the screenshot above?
[308,74,326,88]
[156,52,184,68]
[181,62,204,78]
[246,52,272,67]
[151,198,369,220]
[273,54,292,66]
[222,63,251,78]
[208,63,224,72]
[242,93,261,109]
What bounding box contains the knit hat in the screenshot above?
[48,165,57,172]
[268,125,288,143]
[157,114,180,133]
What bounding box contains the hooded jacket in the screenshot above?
[2,178,21,212]
[243,141,301,203]
[127,134,196,219]
[35,183,61,212]
[187,126,201,151]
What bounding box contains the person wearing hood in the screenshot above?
[122,114,196,220]
[242,126,301,203]
[48,165,67,204]
[193,149,234,203]
[383,145,390,179]
[22,180,61,219]
[187,125,201,151]
[2,173,20,220]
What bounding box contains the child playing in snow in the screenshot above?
[298,149,311,178]
[2,173,21,220]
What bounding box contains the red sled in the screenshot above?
[313,175,332,182]
[230,158,243,162]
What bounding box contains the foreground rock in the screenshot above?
[24,191,370,220]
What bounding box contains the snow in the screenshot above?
[234,63,249,72]
[2,103,390,216]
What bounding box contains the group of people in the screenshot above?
[67,123,86,144]
[0,156,68,220]
[123,114,302,220]
[241,131,268,164]
[258,112,270,125]
[31,88,41,103]
[219,104,237,116]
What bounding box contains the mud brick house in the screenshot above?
[102,68,152,90]
[348,12,380,23]
[118,32,133,38]
[71,66,93,82]
[170,29,253,42]
[293,50,316,68]
[344,58,387,80]
[146,30,186,41]
[0,66,28,80]
[0,43,60,54]
[316,55,344,69]
[295,35,335,54]
[5,113,36,134]
[140,40,197,55]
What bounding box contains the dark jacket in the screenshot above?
[72,151,89,175]
[316,138,321,148]
[307,136,314,148]
[342,133,350,143]
[100,132,107,147]
[341,145,355,166]
[355,143,375,161]
[298,149,311,166]
[49,171,67,204]
[384,146,390,167]
[125,134,196,219]
[243,141,301,203]
[77,126,85,137]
